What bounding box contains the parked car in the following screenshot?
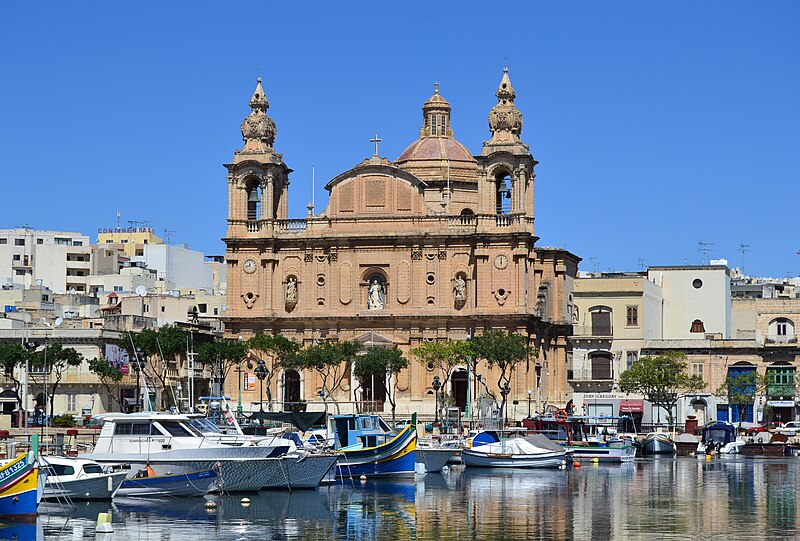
[776,421,800,436]
[747,422,785,436]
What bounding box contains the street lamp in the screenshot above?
[527,389,533,418]
[254,359,268,413]
[432,376,442,424]
[500,383,511,426]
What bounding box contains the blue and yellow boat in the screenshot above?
[0,450,40,519]
[330,413,416,478]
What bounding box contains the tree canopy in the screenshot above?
[29,343,84,419]
[0,342,29,407]
[353,346,409,421]
[618,351,705,427]
[286,340,362,413]
[88,357,126,411]
[246,333,299,406]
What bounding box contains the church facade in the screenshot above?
[222,70,580,420]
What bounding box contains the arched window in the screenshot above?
[690,319,705,333]
[589,351,613,380]
[768,317,795,343]
[246,179,262,221]
[589,306,612,336]
[495,173,512,215]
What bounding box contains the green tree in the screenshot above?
[123,326,189,410]
[0,342,29,408]
[618,352,705,428]
[287,340,362,414]
[195,338,249,394]
[353,346,409,422]
[29,343,84,419]
[247,333,299,408]
[470,330,535,423]
[716,370,767,429]
[88,357,126,411]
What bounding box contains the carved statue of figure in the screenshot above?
[285,277,297,303]
[368,278,384,310]
[454,275,467,301]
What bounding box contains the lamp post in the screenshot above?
[237,336,244,414]
[254,359,268,413]
[527,389,533,418]
[432,376,442,424]
[500,383,511,427]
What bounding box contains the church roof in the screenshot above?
[396,137,475,164]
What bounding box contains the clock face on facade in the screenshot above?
[494,253,509,269]
[243,258,257,274]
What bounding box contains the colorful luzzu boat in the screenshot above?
[330,413,417,478]
[0,450,40,519]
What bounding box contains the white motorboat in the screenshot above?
[82,412,335,491]
[698,421,746,455]
[462,436,567,468]
[40,455,128,501]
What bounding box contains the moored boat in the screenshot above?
[641,432,677,456]
[117,467,218,498]
[698,421,745,455]
[416,447,458,472]
[462,435,567,468]
[330,413,417,478]
[0,451,40,518]
[41,455,128,501]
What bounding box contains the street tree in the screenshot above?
[469,330,535,423]
[0,342,29,409]
[716,370,768,429]
[618,351,705,428]
[196,338,249,394]
[287,340,362,414]
[29,343,84,419]
[88,357,126,411]
[123,326,189,410]
[247,333,299,408]
[353,346,409,422]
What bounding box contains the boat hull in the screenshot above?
[335,425,417,478]
[117,469,217,498]
[642,435,676,456]
[567,443,636,463]
[462,449,567,468]
[0,453,39,519]
[43,471,128,501]
[416,448,458,472]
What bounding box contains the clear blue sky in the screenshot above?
[1,2,798,277]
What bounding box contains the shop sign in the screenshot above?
[767,400,794,407]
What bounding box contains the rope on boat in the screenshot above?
[278,456,292,494]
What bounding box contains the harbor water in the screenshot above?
[10,457,800,540]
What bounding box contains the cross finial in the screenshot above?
[434,81,439,94]
[370,134,382,156]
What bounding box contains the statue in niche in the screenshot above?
[453,275,467,301]
[368,278,385,310]
[285,277,297,303]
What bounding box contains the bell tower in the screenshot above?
[225,76,292,235]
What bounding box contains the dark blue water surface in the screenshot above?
[6,457,800,540]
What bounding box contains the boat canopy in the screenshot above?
[702,422,737,445]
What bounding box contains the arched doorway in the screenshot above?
[283,370,301,412]
[452,369,468,411]
[361,369,386,412]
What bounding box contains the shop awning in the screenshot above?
[619,399,644,413]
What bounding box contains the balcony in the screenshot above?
[767,383,796,397]
[765,335,798,346]
[572,325,614,338]
[567,367,614,382]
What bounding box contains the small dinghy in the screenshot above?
[41,456,128,501]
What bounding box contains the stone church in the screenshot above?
[223,69,580,420]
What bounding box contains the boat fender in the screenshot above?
[241,498,251,507]
[205,501,217,511]
[573,461,581,468]
[96,512,113,533]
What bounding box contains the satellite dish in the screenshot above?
[54,317,63,327]
[135,285,148,297]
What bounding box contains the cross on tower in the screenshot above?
[370,134,382,156]
[434,81,439,94]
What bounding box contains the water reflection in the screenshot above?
[32,459,800,540]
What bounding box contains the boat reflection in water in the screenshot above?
[31,458,800,540]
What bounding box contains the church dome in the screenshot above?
[395,83,477,181]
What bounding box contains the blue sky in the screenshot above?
[1,2,798,277]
